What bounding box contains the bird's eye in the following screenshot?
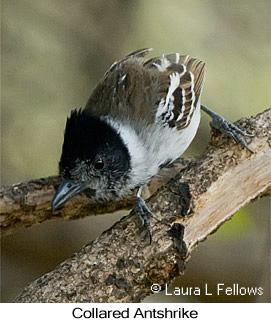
[94,159,104,170]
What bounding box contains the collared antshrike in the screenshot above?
[52,49,253,242]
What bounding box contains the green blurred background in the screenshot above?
[1,0,270,302]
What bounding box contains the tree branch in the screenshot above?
[7,108,271,302]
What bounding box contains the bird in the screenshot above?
[52,48,253,242]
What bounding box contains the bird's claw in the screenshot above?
[134,196,159,244]
[210,114,254,153]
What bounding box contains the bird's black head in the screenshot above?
[52,109,131,209]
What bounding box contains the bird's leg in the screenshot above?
[201,105,254,153]
[134,186,160,244]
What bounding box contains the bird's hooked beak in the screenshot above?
[52,179,87,210]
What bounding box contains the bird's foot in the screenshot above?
[134,196,160,244]
[201,105,254,153]
[210,116,254,153]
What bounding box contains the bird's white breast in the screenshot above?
[105,103,201,190]
[145,103,201,177]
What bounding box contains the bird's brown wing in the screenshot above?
[85,49,205,130]
[144,53,205,129]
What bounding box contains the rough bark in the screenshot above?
[5,108,271,302]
